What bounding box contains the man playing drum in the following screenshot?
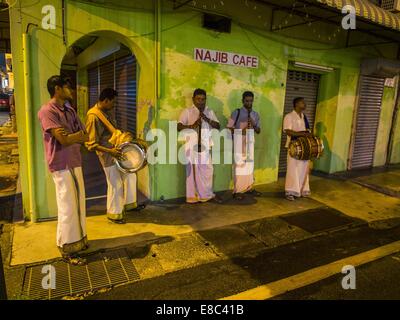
[85,88,145,224]
[283,97,312,201]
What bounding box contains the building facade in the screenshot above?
[7,0,400,220]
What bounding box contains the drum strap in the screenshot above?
[234,108,241,128]
[304,114,310,130]
[87,105,117,134]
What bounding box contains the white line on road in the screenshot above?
[220,240,400,300]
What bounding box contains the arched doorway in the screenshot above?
[61,34,144,215]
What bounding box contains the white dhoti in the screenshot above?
[186,152,215,203]
[285,152,310,197]
[51,167,87,256]
[103,164,137,220]
[233,134,255,194]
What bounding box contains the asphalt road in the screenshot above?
[274,253,400,300]
[86,223,400,300]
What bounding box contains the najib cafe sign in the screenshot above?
[194,48,259,68]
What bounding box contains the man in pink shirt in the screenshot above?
[38,75,89,265]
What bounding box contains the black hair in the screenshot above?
[99,88,118,102]
[47,75,68,98]
[293,97,305,108]
[242,91,254,100]
[63,77,74,88]
[193,88,207,98]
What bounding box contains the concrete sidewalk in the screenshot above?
[3,170,400,299]
[10,178,322,266]
[9,171,400,266]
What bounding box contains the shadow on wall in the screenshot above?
[207,95,231,192]
[314,121,346,173]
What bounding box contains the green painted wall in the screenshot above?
[390,94,400,164]
[374,81,397,167]
[8,0,400,220]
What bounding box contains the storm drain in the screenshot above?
[22,248,140,300]
[281,207,357,234]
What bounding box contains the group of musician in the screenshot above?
[178,88,311,204]
[37,75,312,265]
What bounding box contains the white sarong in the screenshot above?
[285,153,310,197]
[51,167,87,255]
[233,133,255,194]
[103,164,137,220]
[186,153,215,203]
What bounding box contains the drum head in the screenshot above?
[117,143,146,173]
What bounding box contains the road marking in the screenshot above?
[221,240,400,300]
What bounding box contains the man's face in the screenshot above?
[295,99,306,112]
[193,94,206,110]
[243,96,254,109]
[55,84,73,101]
[104,98,115,110]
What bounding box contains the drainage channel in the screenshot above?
[22,248,140,300]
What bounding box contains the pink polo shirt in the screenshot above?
[38,99,85,172]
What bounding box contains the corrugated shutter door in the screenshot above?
[115,55,137,136]
[88,67,98,108]
[350,76,385,169]
[278,71,320,174]
[99,61,115,93]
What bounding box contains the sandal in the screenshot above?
[63,255,87,266]
[246,189,262,197]
[285,195,295,201]
[107,217,126,224]
[131,204,146,211]
[233,193,245,200]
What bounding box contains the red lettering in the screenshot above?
[204,50,212,62]
[252,57,258,68]
[233,54,240,65]
[246,56,252,66]
[212,51,219,62]
[239,55,246,66]
[195,48,203,61]
[221,52,228,63]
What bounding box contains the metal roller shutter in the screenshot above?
[87,54,137,136]
[115,55,137,136]
[88,67,99,108]
[350,76,385,169]
[278,70,320,174]
[99,61,115,93]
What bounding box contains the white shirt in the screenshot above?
[283,110,307,148]
[178,105,219,151]
[227,107,260,130]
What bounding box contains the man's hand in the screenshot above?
[200,113,220,130]
[193,117,202,128]
[200,113,210,123]
[81,132,90,143]
[109,147,125,160]
[51,128,88,146]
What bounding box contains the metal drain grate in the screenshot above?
[22,248,140,300]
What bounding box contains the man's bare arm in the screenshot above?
[51,128,89,146]
[284,129,311,137]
